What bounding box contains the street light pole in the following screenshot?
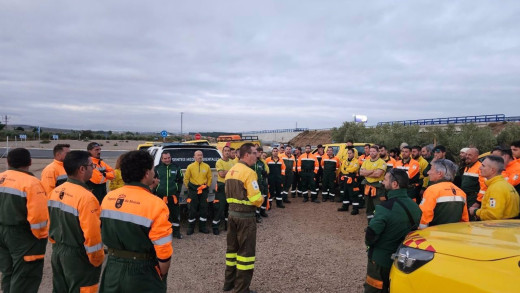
[180,112,184,139]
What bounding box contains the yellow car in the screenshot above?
[313,143,372,161]
[390,220,520,293]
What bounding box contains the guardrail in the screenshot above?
[242,128,309,134]
[376,114,520,126]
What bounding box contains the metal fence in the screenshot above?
[242,128,309,134]
[377,114,520,126]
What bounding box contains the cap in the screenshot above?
[433,145,446,153]
[87,142,100,150]
[460,147,469,153]
[317,144,324,148]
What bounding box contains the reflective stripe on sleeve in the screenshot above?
[48,200,79,216]
[84,242,104,253]
[30,220,48,229]
[100,209,152,228]
[463,172,479,178]
[227,198,254,205]
[152,234,173,245]
[436,196,466,203]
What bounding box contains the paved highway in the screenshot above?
[0,148,126,159]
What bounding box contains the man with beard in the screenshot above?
[86,142,115,204]
[298,145,320,203]
[394,146,421,202]
[360,145,387,223]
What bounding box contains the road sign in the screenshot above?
[52,135,59,140]
[160,130,168,138]
[195,133,201,140]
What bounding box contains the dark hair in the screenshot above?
[346,139,353,143]
[7,148,31,168]
[494,148,513,158]
[256,146,263,152]
[115,153,127,169]
[239,143,255,159]
[121,150,154,183]
[272,147,278,151]
[305,144,311,148]
[369,145,379,152]
[388,168,409,189]
[411,145,421,152]
[63,151,90,176]
[87,142,100,151]
[296,147,302,151]
[53,144,70,156]
[285,145,292,149]
[511,140,520,148]
[379,145,387,150]
[401,146,411,151]
[222,146,231,151]
[364,144,371,147]
[484,155,505,173]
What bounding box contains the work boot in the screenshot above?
[303,198,309,202]
[213,228,219,235]
[173,227,183,239]
[222,283,234,291]
[291,194,296,198]
[276,201,285,208]
[330,197,335,203]
[283,199,291,203]
[256,215,262,223]
[186,222,195,235]
[322,198,328,202]
[337,204,349,212]
[199,222,209,234]
[311,199,321,203]
[260,209,268,217]
[351,208,359,215]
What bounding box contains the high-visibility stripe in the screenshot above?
[340,191,344,193]
[227,198,254,205]
[436,196,465,203]
[57,174,68,181]
[48,200,79,216]
[367,215,374,219]
[248,192,263,203]
[30,220,48,229]
[226,253,237,258]
[0,187,27,198]
[343,201,349,204]
[463,172,479,178]
[322,192,328,195]
[226,261,237,266]
[324,159,337,163]
[301,158,315,161]
[152,234,173,245]
[188,218,196,223]
[419,224,428,229]
[261,206,266,209]
[199,217,207,221]
[311,192,317,195]
[172,223,180,227]
[84,242,104,253]
[100,209,152,228]
[212,220,220,224]
[366,275,383,289]
[479,190,485,194]
[352,203,359,206]
[79,283,98,293]
[237,255,255,262]
[237,263,255,270]
[276,197,282,200]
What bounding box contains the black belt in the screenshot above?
[107,248,154,260]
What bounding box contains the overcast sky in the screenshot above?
[1,1,519,133]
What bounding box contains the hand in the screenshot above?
[469,207,477,216]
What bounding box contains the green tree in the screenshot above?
[497,123,520,147]
[331,122,369,143]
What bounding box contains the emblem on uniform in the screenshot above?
[115,194,126,209]
[59,188,65,200]
[490,198,496,208]
[252,180,259,190]
[0,176,5,184]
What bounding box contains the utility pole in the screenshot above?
[180,112,184,138]
[2,115,9,128]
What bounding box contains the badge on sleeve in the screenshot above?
[252,180,259,190]
[489,198,496,208]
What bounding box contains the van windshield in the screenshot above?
[164,148,221,169]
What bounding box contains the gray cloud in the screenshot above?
[1,0,519,132]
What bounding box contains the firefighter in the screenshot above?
[253,147,269,220]
[395,146,421,202]
[0,148,48,293]
[321,147,340,202]
[99,150,172,293]
[48,150,104,292]
[265,148,285,208]
[298,145,320,203]
[223,143,264,293]
[314,144,325,194]
[40,143,70,195]
[461,148,486,212]
[338,148,361,213]
[154,151,184,238]
[419,159,469,229]
[360,145,387,223]
[379,145,396,170]
[184,150,213,235]
[213,146,236,234]
[491,148,520,193]
[86,142,115,203]
[281,145,296,201]
[292,147,302,197]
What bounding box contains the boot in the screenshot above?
[303,198,309,202]
[337,204,349,212]
[351,208,359,215]
[330,196,335,203]
[173,226,183,239]
[260,209,268,217]
[199,222,209,234]
[283,198,291,203]
[256,214,262,223]
[213,227,219,235]
[311,199,321,203]
[276,200,285,208]
[187,222,195,235]
[323,198,328,202]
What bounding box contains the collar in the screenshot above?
[386,188,408,199]
[53,159,64,166]
[67,178,89,189]
[7,167,34,176]
[485,175,504,187]
[402,157,411,164]
[126,182,152,192]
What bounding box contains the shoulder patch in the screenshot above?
[489,198,496,208]
[252,180,259,190]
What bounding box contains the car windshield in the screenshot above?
[164,148,221,169]
[328,146,340,156]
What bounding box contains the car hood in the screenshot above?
[403,220,520,260]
